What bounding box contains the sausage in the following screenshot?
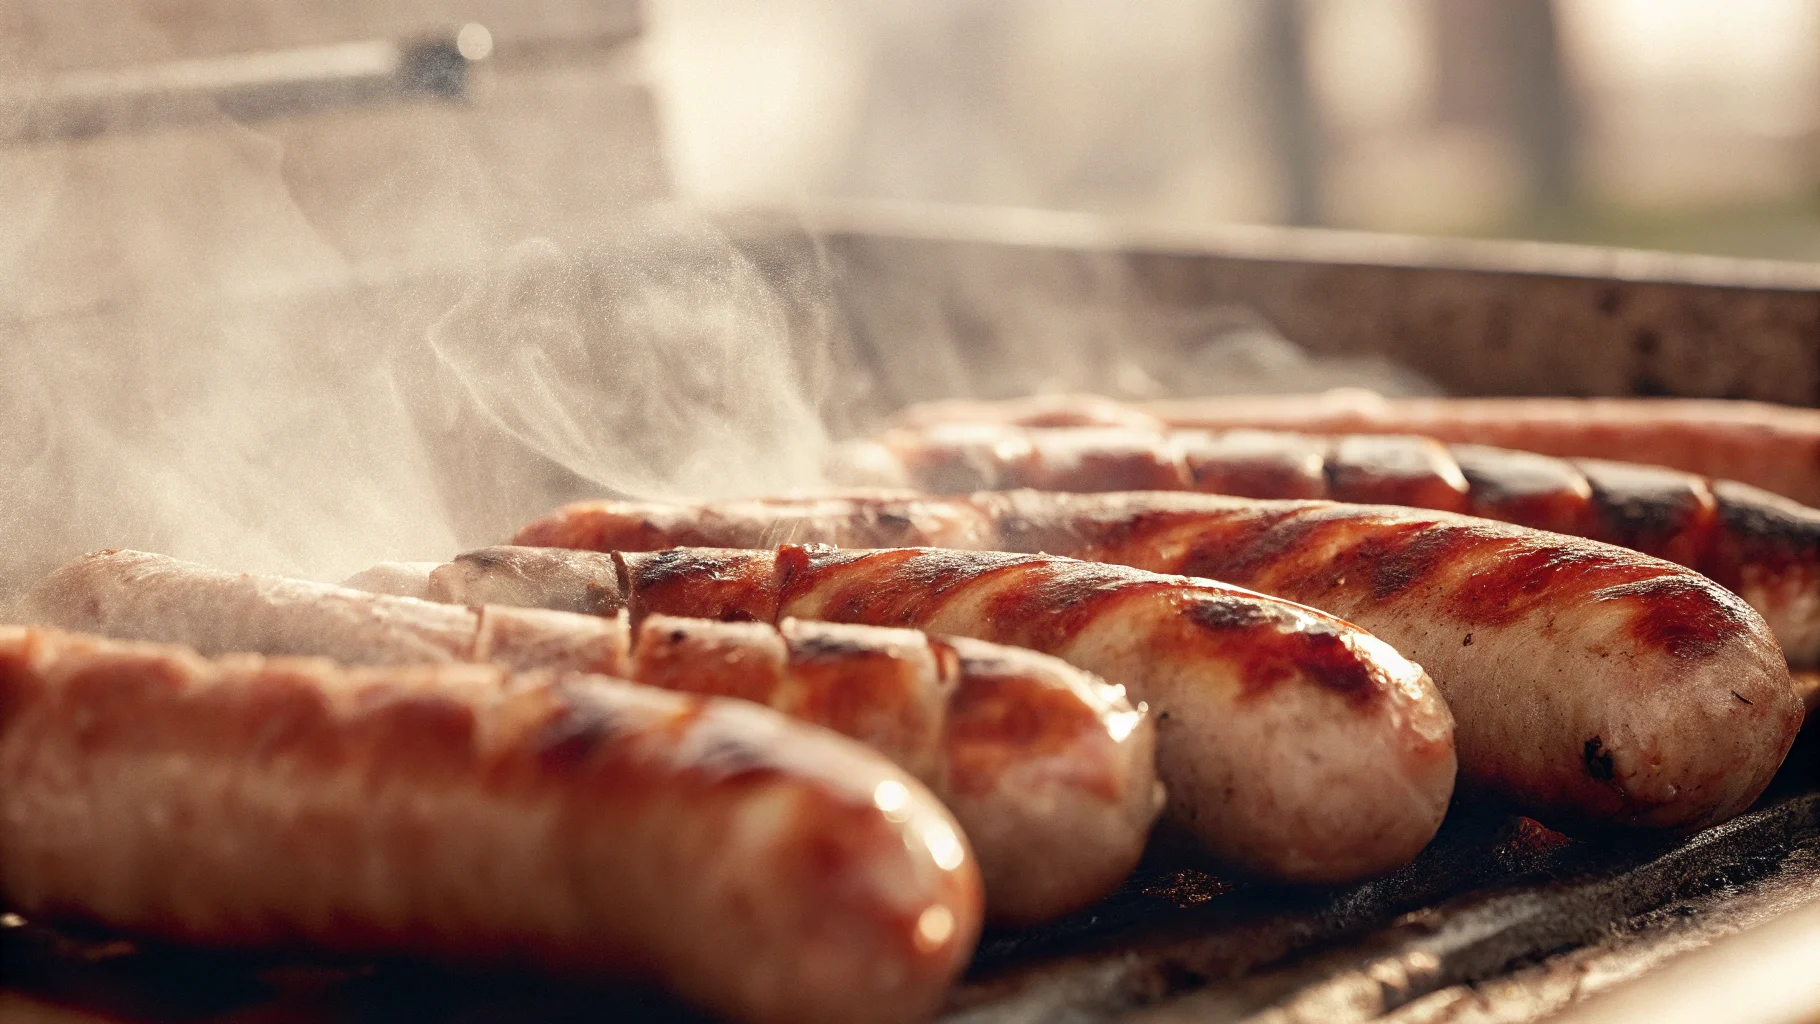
[461,544,1457,884]
[33,551,1158,924]
[850,424,1820,665]
[0,626,981,1024]
[890,391,1820,507]
[612,611,1161,924]
[515,492,1801,834]
[23,550,626,675]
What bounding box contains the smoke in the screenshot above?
[0,9,1437,601]
[0,33,836,596]
[424,216,830,506]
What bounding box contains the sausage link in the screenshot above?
[855,424,1820,665]
[36,550,1158,925]
[623,613,1162,924]
[0,626,981,1024]
[25,550,626,675]
[481,539,1457,884]
[515,492,1800,834]
[889,391,1820,507]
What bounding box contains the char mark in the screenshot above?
[1584,736,1616,781]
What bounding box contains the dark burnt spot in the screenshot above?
[668,630,686,644]
[1579,462,1716,559]
[1598,286,1623,315]
[1602,574,1754,661]
[533,700,624,774]
[1584,736,1615,781]
[786,629,882,661]
[1178,507,1328,582]
[1463,632,1474,646]
[622,548,783,624]
[1240,623,1382,705]
[1185,596,1285,632]
[786,547,1053,628]
[1365,526,1480,600]
[1705,480,1820,584]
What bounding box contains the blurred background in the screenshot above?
[652,0,1820,259]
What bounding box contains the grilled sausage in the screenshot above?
[889,391,1820,507]
[0,626,981,1024]
[851,424,1820,665]
[23,550,625,675]
[455,544,1457,884]
[29,551,1158,925]
[516,492,1801,834]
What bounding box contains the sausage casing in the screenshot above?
[853,423,1820,665]
[0,626,981,1024]
[480,539,1458,884]
[516,492,1800,834]
[34,550,1158,924]
[888,391,1820,507]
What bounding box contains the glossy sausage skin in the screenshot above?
[627,613,1160,923]
[851,424,1820,665]
[890,391,1820,508]
[35,550,1158,925]
[0,626,980,1024]
[517,492,1801,835]
[486,540,1458,884]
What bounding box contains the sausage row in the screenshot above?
[515,490,1801,836]
[846,422,1820,664]
[0,626,980,1024]
[377,541,1459,885]
[888,390,1820,507]
[22,550,1159,925]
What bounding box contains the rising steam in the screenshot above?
[425,217,830,506]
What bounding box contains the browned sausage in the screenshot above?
[28,550,1158,925]
[850,424,1820,665]
[889,391,1820,507]
[618,613,1162,924]
[515,492,1800,835]
[0,626,981,1024]
[453,543,1457,884]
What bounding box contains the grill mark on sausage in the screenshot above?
[532,697,626,775]
[1425,543,1655,627]
[1600,575,1756,661]
[1583,736,1616,781]
[1206,510,1338,582]
[943,669,1116,799]
[1184,598,1383,705]
[783,548,1048,627]
[1273,520,1473,601]
[979,569,1182,650]
[1578,462,1718,564]
[781,632,928,753]
[620,549,783,625]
